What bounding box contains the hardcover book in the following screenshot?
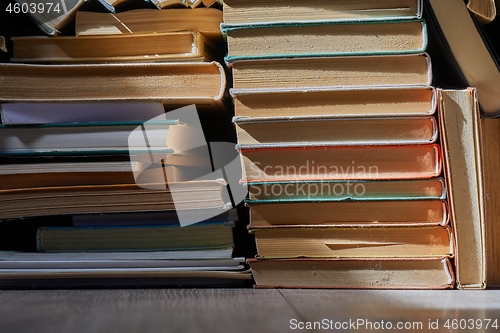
[224,20,427,62]
[223,0,422,25]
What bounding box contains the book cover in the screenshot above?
[223,20,427,62]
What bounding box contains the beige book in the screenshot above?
[11,32,218,63]
[0,62,225,106]
[251,226,453,258]
[152,0,220,9]
[248,200,448,228]
[249,257,454,289]
[481,117,500,287]
[225,20,426,61]
[223,0,422,25]
[36,222,233,252]
[438,88,485,290]
[235,116,438,147]
[232,87,436,118]
[232,54,431,90]
[75,8,223,43]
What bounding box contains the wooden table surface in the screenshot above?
[0,289,499,333]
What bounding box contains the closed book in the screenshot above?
[223,0,422,25]
[248,200,448,228]
[246,178,446,202]
[232,87,437,119]
[248,257,454,289]
[235,116,438,147]
[426,0,500,115]
[0,102,165,125]
[36,222,234,252]
[240,144,442,182]
[14,0,87,35]
[0,120,175,155]
[231,54,431,90]
[438,88,485,289]
[0,62,225,107]
[11,31,219,63]
[224,20,427,62]
[250,226,453,258]
[75,8,223,43]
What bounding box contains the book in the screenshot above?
[75,8,223,42]
[0,179,230,220]
[0,62,226,106]
[438,88,485,290]
[223,0,422,26]
[240,144,442,182]
[232,87,437,119]
[467,0,496,25]
[246,178,446,202]
[231,54,432,90]
[250,226,453,258]
[248,257,454,289]
[0,161,132,175]
[224,20,427,62]
[11,31,219,63]
[13,0,87,35]
[481,117,500,287]
[0,102,165,125]
[0,121,175,154]
[0,250,242,269]
[427,0,500,115]
[151,0,221,9]
[36,222,234,252]
[235,116,438,147]
[247,200,448,228]
[0,36,6,53]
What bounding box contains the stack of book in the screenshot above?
[224,0,464,289]
[0,3,251,287]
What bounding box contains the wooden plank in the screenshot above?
[0,289,296,333]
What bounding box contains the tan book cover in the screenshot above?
[249,257,454,289]
[231,54,432,90]
[438,88,486,289]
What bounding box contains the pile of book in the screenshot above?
[225,0,485,289]
[0,2,251,287]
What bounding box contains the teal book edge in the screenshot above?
[223,19,428,63]
[244,178,446,203]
